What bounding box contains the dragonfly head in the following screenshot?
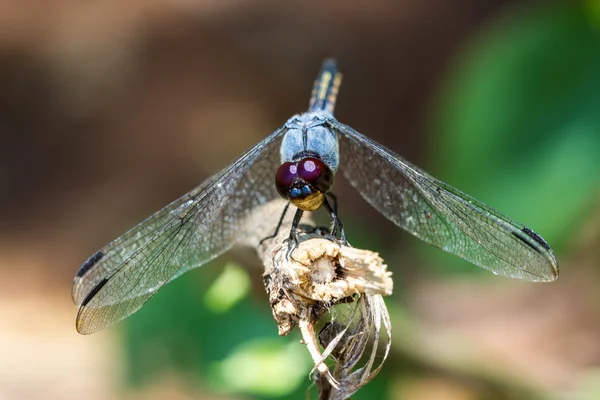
[275,156,334,211]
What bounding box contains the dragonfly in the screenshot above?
[72,59,559,334]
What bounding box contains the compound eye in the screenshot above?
[297,157,334,193]
[275,162,297,198]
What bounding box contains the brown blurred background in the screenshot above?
[1,1,599,399]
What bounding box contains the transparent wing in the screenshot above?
[71,179,214,306]
[73,128,287,334]
[335,121,558,282]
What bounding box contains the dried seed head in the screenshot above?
[257,225,393,399]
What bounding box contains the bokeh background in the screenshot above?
[1,0,599,399]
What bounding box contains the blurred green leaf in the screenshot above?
[428,2,600,274]
[122,259,278,387]
[209,338,312,397]
[433,2,600,243]
[204,262,251,314]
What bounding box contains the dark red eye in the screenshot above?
[275,162,298,198]
[297,157,334,193]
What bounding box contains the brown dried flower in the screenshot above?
[257,225,393,399]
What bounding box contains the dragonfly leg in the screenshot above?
[323,195,347,245]
[259,202,291,246]
[326,191,339,215]
[285,208,304,259]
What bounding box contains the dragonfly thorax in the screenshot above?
[280,112,340,173]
